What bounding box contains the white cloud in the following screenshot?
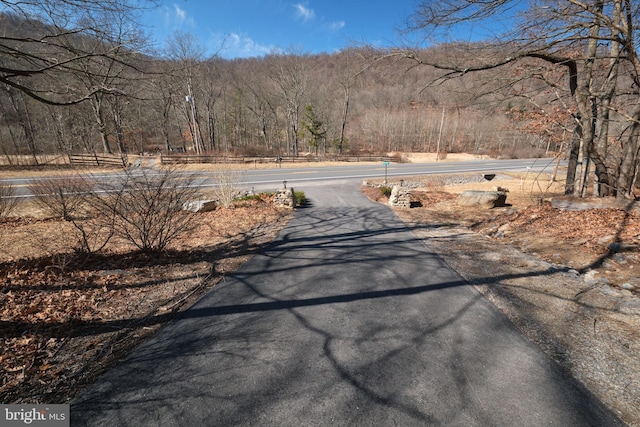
[294,3,315,22]
[330,21,345,31]
[164,3,194,27]
[217,32,278,58]
[174,4,186,22]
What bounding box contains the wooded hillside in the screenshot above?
[0,11,547,164]
[4,0,640,200]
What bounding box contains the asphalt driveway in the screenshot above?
[72,182,622,426]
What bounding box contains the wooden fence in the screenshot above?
[1,153,396,168]
[0,154,69,166]
[160,154,396,165]
[68,153,128,168]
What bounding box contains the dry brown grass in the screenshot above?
[0,195,293,404]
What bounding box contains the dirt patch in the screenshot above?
[363,176,640,426]
[400,152,490,163]
[0,196,293,404]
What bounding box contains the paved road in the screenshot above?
[71,182,621,426]
[2,158,558,197]
[239,158,558,190]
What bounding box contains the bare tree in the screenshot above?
[402,0,640,198]
[166,32,206,153]
[335,49,368,155]
[0,0,157,106]
[268,51,309,157]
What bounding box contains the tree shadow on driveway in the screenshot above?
[72,192,623,426]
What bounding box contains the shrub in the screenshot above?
[380,186,392,197]
[92,167,200,253]
[422,176,445,192]
[26,174,116,253]
[211,165,245,208]
[29,174,91,220]
[294,191,306,206]
[0,183,18,217]
[68,213,115,254]
[236,193,263,202]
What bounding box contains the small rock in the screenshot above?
[566,269,580,278]
[496,224,512,237]
[572,238,590,246]
[622,283,636,290]
[601,285,623,298]
[609,242,638,253]
[598,235,616,245]
[98,269,128,276]
[183,200,217,213]
[583,270,600,284]
[613,253,628,264]
[491,186,509,192]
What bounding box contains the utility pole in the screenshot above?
[436,107,445,160]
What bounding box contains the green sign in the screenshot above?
[382,161,390,165]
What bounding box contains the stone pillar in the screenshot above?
[274,187,296,209]
[389,185,411,208]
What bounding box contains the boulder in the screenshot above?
[183,200,217,213]
[457,190,507,209]
[551,197,640,212]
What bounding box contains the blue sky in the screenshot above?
[142,0,423,58]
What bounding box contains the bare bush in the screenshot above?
[29,174,92,220]
[211,166,246,208]
[69,214,116,254]
[421,176,445,192]
[0,184,18,218]
[93,167,200,252]
[27,174,113,253]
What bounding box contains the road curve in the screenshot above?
[71,182,621,426]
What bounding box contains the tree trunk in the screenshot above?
[565,121,582,195]
[90,96,112,154]
[617,107,640,198]
[339,85,349,155]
